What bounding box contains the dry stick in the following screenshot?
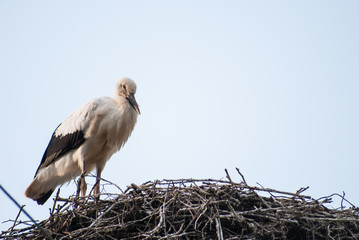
[0,185,53,240]
[226,202,245,223]
[345,225,359,240]
[146,205,165,236]
[295,186,310,195]
[244,184,312,200]
[50,188,61,218]
[9,205,24,234]
[170,178,313,200]
[88,201,120,228]
[236,167,248,185]
[183,197,212,233]
[215,217,224,240]
[317,192,356,208]
[224,169,234,185]
[194,205,208,229]
[88,174,124,194]
[237,178,272,210]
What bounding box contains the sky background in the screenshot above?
[1,1,358,231]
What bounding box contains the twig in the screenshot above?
[215,217,224,240]
[236,167,248,185]
[0,184,54,240]
[224,169,234,185]
[50,188,61,217]
[9,205,24,234]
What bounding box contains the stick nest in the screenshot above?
[2,171,359,239]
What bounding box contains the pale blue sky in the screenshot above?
[1,1,358,231]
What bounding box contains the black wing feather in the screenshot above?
[36,189,55,205]
[34,124,86,177]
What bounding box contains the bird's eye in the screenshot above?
[123,85,127,91]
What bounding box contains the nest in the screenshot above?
[2,169,359,239]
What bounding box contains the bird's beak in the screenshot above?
[127,93,141,114]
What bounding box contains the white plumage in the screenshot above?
[25,77,140,205]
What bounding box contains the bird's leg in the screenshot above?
[94,167,103,197]
[80,174,87,197]
[76,176,86,197]
[77,160,87,198]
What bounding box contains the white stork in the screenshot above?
[25,77,140,205]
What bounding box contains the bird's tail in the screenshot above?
[36,189,55,205]
[25,157,81,204]
[25,178,57,205]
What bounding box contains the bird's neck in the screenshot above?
[114,95,127,105]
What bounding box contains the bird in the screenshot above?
[25,77,140,205]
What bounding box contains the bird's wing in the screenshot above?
[34,99,105,177]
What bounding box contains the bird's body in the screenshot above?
[25,78,140,205]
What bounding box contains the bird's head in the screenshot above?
[116,77,141,114]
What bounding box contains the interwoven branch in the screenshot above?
[2,171,359,239]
